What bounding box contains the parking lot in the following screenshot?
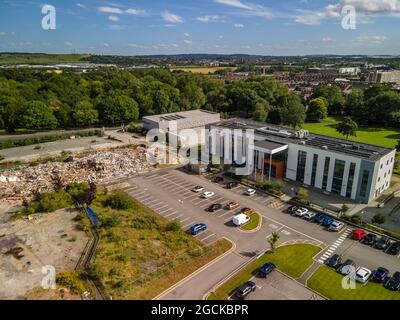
[127,168,400,299]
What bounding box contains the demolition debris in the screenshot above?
[0,146,151,200]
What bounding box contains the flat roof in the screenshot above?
[143,109,219,123]
[210,118,394,161]
[254,140,287,152]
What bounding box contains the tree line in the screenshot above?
[0,68,306,132]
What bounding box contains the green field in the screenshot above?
[0,53,90,65]
[308,266,400,300]
[241,213,260,231]
[169,66,236,74]
[303,117,400,148]
[208,244,321,300]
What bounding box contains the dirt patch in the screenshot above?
[0,208,89,300]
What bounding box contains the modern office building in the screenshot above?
[206,118,396,204]
[143,109,220,146]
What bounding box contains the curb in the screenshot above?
[238,212,263,234]
[152,237,236,300]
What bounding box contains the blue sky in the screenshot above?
[0,0,399,55]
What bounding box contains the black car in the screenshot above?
[388,241,400,255]
[226,181,239,189]
[206,203,222,212]
[326,254,342,269]
[235,281,256,299]
[386,272,400,291]
[212,176,224,183]
[374,236,391,250]
[286,205,298,214]
[362,233,377,246]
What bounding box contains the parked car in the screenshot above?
[294,207,309,217]
[388,241,400,255]
[202,191,215,198]
[233,214,250,226]
[386,272,400,291]
[241,207,253,215]
[207,203,222,212]
[329,220,345,232]
[192,186,204,193]
[312,213,325,224]
[338,259,357,275]
[372,267,390,284]
[235,281,256,299]
[245,188,256,196]
[374,236,391,250]
[303,211,317,220]
[190,223,207,235]
[258,263,276,278]
[212,176,224,183]
[322,216,334,227]
[286,205,298,214]
[352,229,368,241]
[226,202,240,210]
[362,233,377,246]
[226,181,239,189]
[326,254,342,269]
[355,267,372,283]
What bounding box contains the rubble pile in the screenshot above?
[0,146,151,199]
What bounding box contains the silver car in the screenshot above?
[329,221,345,232]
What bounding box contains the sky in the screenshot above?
[0,0,400,56]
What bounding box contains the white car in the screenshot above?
[246,189,256,196]
[329,221,345,232]
[294,207,309,217]
[233,214,251,226]
[202,191,215,198]
[355,267,372,283]
[303,211,317,220]
[192,186,204,193]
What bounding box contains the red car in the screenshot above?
[352,229,368,241]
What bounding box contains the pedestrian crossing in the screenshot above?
[317,228,352,264]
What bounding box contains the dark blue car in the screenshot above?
[190,223,207,235]
[373,267,390,284]
[258,263,276,277]
[313,213,325,224]
[322,216,334,227]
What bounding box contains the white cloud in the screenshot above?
[196,15,224,23]
[108,15,120,22]
[98,6,123,14]
[354,34,388,44]
[0,32,6,36]
[215,0,273,20]
[219,35,224,39]
[8,42,32,46]
[162,11,184,23]
[295,0,400,26]
[164,24,177,27]
[184,33,190,37]
[126,8,146,15]
[322,36,334,42]
[184,39,193,45]
[103,43,110,47]
[234,23,244,27]
[65,42,73,46]
[76,3,86,9]
[215,0,252,10]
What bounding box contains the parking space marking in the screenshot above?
[281,229,291,236]
[201,233,216,243]
[180,217,190,223]
[183,221,196,229]
[153,204,169,211]
[144,199,161,205]
[148,201,164,208]
[217,211,233,218]
[268,223,279,229]
[165,211,179,218]
[159,208,174,215]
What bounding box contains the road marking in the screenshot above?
[153,204,169,211]
[159,208,174,214]
[201,233,216,242]
[269,223,279,229]
[281,229,291,236]
[180,217,190,223]
[165,211,179,218]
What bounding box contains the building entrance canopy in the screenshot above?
[254,140,288,155]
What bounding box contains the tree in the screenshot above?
[336,116,358,139]
[72,100,99,127]
[21,100,58,129]
[306,97,328,122]
[372,213,386,225]
[97,94,139,125]
[345,88,366,124]
[252,101,269,122]
[341,204,349,215]
[268,231,280,253]
[279,94,306,129]
[313,85,345,115]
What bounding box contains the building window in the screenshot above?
[380,164,383,169]
[296,150,307,183]
[360,169,370,198]
[322,157,331,190]
[310,154,318,187]
[387,160,389,166]
[346,163,356,198]
[331,160,345,195]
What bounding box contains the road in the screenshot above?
[127,168,400,300]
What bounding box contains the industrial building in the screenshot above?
[206,118,396,204]
[143,109,220,146]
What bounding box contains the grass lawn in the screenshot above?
[169,66,236,74]
[308,266,400,300]
[303,116,400,148]
[241,212,260,231]
[208,244,321,300]
[90,190,232,300]
[0,53,89,65]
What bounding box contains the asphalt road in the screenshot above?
[127,168,400,300]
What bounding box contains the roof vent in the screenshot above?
[321,146,328,150]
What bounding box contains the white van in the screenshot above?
[233,214,250,226]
